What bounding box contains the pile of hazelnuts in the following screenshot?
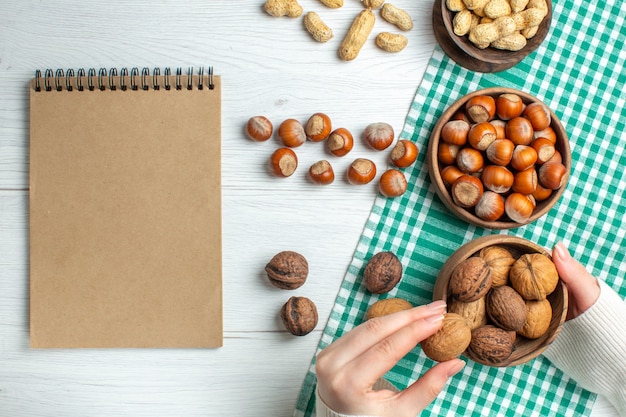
[437,93,568,223]
[245,113,419,198]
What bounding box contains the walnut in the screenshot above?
[280,296,318,336]
[467,325,514,364]
[265,251,308,290]
[365,298,413,320]
[486,285,527,331]
[363,251,403,294]
[449,256,493,302]
[510,253,559,300]
[447,297,488,330]
[421,313,472,362]
[479,245,515,287]
[518,299,552,339]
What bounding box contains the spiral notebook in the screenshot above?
[29,67,223,348]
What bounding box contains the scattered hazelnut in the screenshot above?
[269,147,298,177]
[379,169,407,198]
[305,112,332,142]
[278,118,306,148]
[449,256,493,302]
[363,122,395,150]
[246,115,273,141]
[265,250,309,290]
[421,313,472,362]
[309,160,335,185]
[363,251,402,294]
[280,296,318,336]
[327,128,354,157]
[365,298,413,320]
[390,140,419,168]
[347,158,377,185]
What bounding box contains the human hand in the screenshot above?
[315,300,465,417]
[552,241,601,321]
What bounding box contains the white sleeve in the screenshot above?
[315,379,398,417]
[543,279,626,416]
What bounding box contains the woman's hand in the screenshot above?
[315,300,465,417]
[552,241,601,321]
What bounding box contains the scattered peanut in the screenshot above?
[318,0,343,8]
[304,12,334,43]
[361,0,385,9]
[263,0,303,17]
[380,3,414,31]
[375,32,408,52]
[339,9,376,61]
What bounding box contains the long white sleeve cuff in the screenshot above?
[543,279,626,416]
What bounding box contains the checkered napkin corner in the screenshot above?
[295,0,625,415]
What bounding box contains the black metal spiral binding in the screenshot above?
[34,67,214,91]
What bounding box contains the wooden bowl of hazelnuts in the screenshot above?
[432,0,552,73]
[425,235,568,367]
[427,87,571,229]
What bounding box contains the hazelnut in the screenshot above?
[468,122,497,151]
[509,253,559,300]
[309,160,335,185]
[511,145,538,171]
[347,158,377,185]
[466,95,496,123]
[438,142,460,165]
[538,162,568,190]
[481,165,514,194]
[421,313,472,362]
[496,93,523,120]
[280,296,318,336]
[506,117,534,146]
[269,148,298,177]
[532,183,553,202]
[478,245,515,287]
[504,192,534,223]
[475,191,505,222]
[486,139,514,166]
[390,140,419,168]
[467,325,514,364]
[363,251,402,294]
[379,169,407,198]
[451,175,484,209]
[523,102,551,131]
[440,165,464,187]
[447,297,487,330]
[512,167,538,195]
[246,115,273,142]
[265,251,309,290]
[365,298,413,320]
[449,256,493,302]
[486,286,527,331]
[456,147,484,173]
[305,112,332,142]
[441,120,470,146]
[327,128,354,157]
[530,137,556,164]
[518,299,552,339]
[363,122,395,150]
[278,118,306,148]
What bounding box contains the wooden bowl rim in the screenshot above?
[427,87,571,230]
[433,235,569,367]
[433,0,553,73]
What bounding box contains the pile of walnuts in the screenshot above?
[422,245,559,365]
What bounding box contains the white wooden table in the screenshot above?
[0,1,618,416]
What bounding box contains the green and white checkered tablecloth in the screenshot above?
[295,0,625,415]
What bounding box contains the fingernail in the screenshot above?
[447,360,466,377]
[427,300,447,312]
[554,241,569,260]
[425,313,445,324]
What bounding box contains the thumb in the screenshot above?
[393,359,465,415]
[552,241,600,318]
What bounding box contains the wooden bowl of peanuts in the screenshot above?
[432,0,552,72]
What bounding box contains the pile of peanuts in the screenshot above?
[446,0,548,51]
[246,113,419,198]
[263,0,414,60]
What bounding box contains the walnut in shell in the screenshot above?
[510,253,559,300]
[449,257,493,302]
[421,313,472,362]
[363,251,403,294]
[518,299,552,339]
[447,297,488,330]
[486,285,527,331]
[467,325,514,364]
[265,251,309,290]
[479,245,516,287]
[280,296,318,336]
[365,298,413,320]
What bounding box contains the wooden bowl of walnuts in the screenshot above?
[427,87,570,229]
[432,0,552,72]
[429,235,568,367]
